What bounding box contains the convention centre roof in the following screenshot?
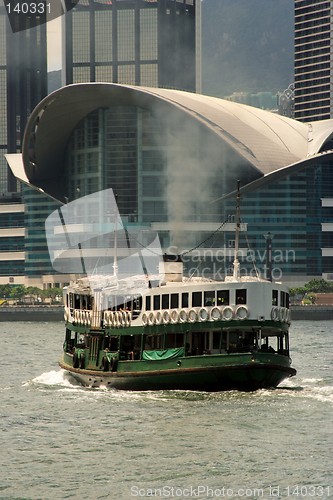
[7,83,333,202]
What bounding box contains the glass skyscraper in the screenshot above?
[64,0,200,92]
[0,3,56,284]
[0,3,47,192]
[294,0,333,122]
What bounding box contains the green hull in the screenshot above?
[59,352,296,391]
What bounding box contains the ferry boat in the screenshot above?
[58,190,297,391]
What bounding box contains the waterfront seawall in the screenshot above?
[290,305,333,321]
[0,306,333,321]
[0,306,63,322]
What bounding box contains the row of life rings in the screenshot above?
[101,355,118,372]
[103,310,131,328]
[141,305,249,326]
[64,307,75,323]
[271,306,290,323]
[66,309,91,326]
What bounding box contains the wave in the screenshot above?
[278,377,333,405]
[23,370,333,406]
[26,369,82,390]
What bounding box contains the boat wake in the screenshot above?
[277,377,333,405]
[23,371,333,406]
[26,369,83,391]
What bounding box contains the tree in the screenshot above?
[41,287,63,303]
[11,285,27,301]
[0,284,14,299]
[304,279,333,294]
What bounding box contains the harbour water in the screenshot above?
[0,320,332,500]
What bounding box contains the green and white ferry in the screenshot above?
[59,249,297,390]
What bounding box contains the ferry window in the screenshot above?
[144,334,163,350]
[272,290,278,306]
[82,295,88,310]
[217,290,229,305]
[162,294,170,309]
[116,296,125,310]
[109,336,119,351]
[121,335,135,352]
[165,333,184,348]
[145,295,151,311]
[204,291,215,306]
[133,295,142,311]
[153,295,161,310]
[74,294,80,309]
[286,293,289,308]
[192,291,202,307]
[280,291,286,307]
[131,295,142,319]
[213,331,220,349]
[182,292,189,308]
[171,293,179,309]
[236,289,247,304]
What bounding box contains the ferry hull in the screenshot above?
[59,355,296,392]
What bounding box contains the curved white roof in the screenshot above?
[11,82,333,201]
[141,86,310,172]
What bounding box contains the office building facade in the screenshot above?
[64,0,201,92]
[0,3,60,285]
[294,0,333,122]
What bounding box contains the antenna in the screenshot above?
[233,180,241,281]
[113,214,118,278]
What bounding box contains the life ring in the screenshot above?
[178,309,188,323]
[86,311,91,326]
[163,310,171,324]
[103,311,108,326]
[277,307,284,322]
[281,307,288,322]
[170,310,179,324]
[111,357,118,372]
[73,352,79,368]
[236,305,248,320]
[188,309,197,323]
[198,307,209,322]
[155,311,163,325]
[271,306,279,321]
[116,311,123,327]
[102,356,110,372]
[79,354,85,369]
[142,312,148,326]
[210,306,221,321]
[121,311,127,326]
[222,306,234,321]
[148,312,155,326]
[108,311,114,327]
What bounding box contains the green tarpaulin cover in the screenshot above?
[142,347,185,361]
